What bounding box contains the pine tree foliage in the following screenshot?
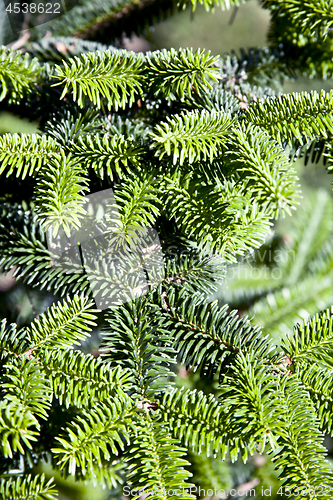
[0,134,60,179]
[0,474,57,500]
[244,90,333,148]
[1,1,333,499]
[52,50,144,110]
[0,47,40,102]
[70,133,143,180]
[150,110,233,164]
[125,415,195,500]
[263,0,333,40]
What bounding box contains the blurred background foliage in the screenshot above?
[1,0,333,499]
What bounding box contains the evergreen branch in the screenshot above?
[74,238,159,310]
[0,134,61,179]
[214,203,272,260]
[0,319,29,358]
[70,133,144,180]
[43,107,102,147]
[149,110,234,165]
[144,48,219,100]
[164,175,272,259]
[282,306,333,369]
[35,152,90,238]
[34,0,176,39]
[218,46,289,90]
[263,0,333,39]
[0,46,40,101]
[271,375,333,497]
[220,352,282,457]
[226,122,300,217]
[107,174,161,247]
[190,84,241,116]
[0,474,57,500]
[26,36,113,63]
[102,298,176,400]
[0,210,91,297]
[101,113,151,141]
[295,363,333,435]
[52,50,144,110]
[2,357,52,420]
[163,253,226,296]
[154,289,275,379]
[0,401,38,458]
[125,414,195,500]
[25,294,99,351]
[243,90,333,147]
[52,399,133,476]
[159,387,227,457]
[40,348,131,408]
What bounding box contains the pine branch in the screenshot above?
[149,110,234,165]
[220,352,282,459]
[163,173,272,259]
[25,294,99,351]
[52,399,133,476]
[2,357,52,420]
[218,46,289,91]
[163,253,226,296]
[0,134,61,179]
[52,50,144,110]
[0,319,29,358]
[0,46,40,101]
[42,107,102,146]
[263,0,333,39]
[40,348,132,408]
[282,306,333,369]
[70,133,144,180]
[0,208,91,296]
[106,173,161,247]
[226,122,300,217]
[102,297,176,399]
[295,363,333,435]
[33,0,177,40]
[271,375,333,498]
[153,289,275,380]
[35,152,90,238]
[244,90,333,148]
[0,401,38,458]
[159,387,226,457]
[125,414,195,500]
[144,48,219,100]
[0,474,57,500]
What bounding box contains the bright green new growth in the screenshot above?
[1,1,333,499]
